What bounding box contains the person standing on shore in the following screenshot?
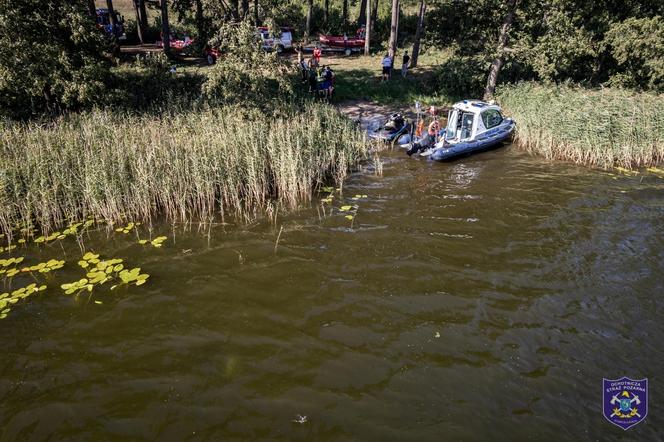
[381,53,393,81]
[313,46,322,67]
[401,51,410,78]
[296,46,307,82]
[308,59,318,93]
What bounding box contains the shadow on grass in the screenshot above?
[333,65,455,106]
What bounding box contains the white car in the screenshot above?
[258,26,293,53]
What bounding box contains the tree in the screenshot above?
[364,0,371,55]
[305,0,313,40]
[194,0,205,40]
[605,16,664,91]
[133,0,146,43]
[106,0,116,27]
[0,0,110,117]
[253,0,259,24]
[358,0,367,27]
[483,0,518,100]
[410,0,425,68]
[161,0,172,58]
[241,0,249,18]
[388,0,399,58]
[324,0,329,24]
[371,0,378,27]
[87,0,96,16]
[342,0,348,30]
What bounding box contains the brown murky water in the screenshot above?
[1,147,663,440]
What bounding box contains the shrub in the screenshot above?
[202,22,294,106]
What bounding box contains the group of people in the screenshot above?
[296,46,335,100]
[406,105,442,156]
[381,50,410,81]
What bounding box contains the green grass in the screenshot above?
[497,82,664,168]
[326,50,453,106]
[0,104,366,238]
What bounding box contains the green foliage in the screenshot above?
[108,54,205,111]
[525,9,597,83]
[202,22,294,105]
[435,51,489,99]
[426,0,664,92]
[604,16,664,91]
[0,0,111,118]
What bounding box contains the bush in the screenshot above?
[604,16,664,92]
[434,51,489,99]
[0,0,111,118]
[202,22,294,106]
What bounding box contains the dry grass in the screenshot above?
[497,83,664,168]
[0,104,367,239]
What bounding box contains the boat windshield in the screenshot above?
[446,110,458,139]
[446,110,475,141]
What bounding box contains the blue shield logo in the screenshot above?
[603,377,648,430]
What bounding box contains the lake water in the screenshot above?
[1,146,662,440]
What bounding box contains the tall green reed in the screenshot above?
[497,82,664,168]
[0,104,367,238]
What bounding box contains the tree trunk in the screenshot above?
[305,0,313,41]
[324,0,329,24]
[483,0,518,101]
[253,0,259,25]
[364,0,371,55]
[410,0,425,68]
[230,0,239,20]
[241,0,249,19]
[388,0,399,58]
[88,0,96,17]
[106,0,117,27]
[195,0,205,39]
[138,0,148,30]
[161,0,172,58]
[133,0,145,43]
[358,0,367,26]
[371,0,378,26]
[342,0,348,30]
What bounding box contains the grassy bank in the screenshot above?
[0,104,366,238]
[497,83,664,168]
[328,51,453,106]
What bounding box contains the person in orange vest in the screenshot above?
[407,106,441,156]
[313,46,322,66]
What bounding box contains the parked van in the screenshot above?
[258,27,293,53]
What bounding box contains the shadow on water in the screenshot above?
[1,146,663,440]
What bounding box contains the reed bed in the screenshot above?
[497,83,664,168]
[0,104,367,238]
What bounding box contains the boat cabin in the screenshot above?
[444,100,506,143]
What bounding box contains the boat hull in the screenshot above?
[368,125,409,142]
[319,35,365,48]
[430,119,515,161]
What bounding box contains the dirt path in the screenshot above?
[336,99,416,131]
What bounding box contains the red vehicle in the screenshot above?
[319,28,365,49]
[204,45,221,65]
[157,34,195,55]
